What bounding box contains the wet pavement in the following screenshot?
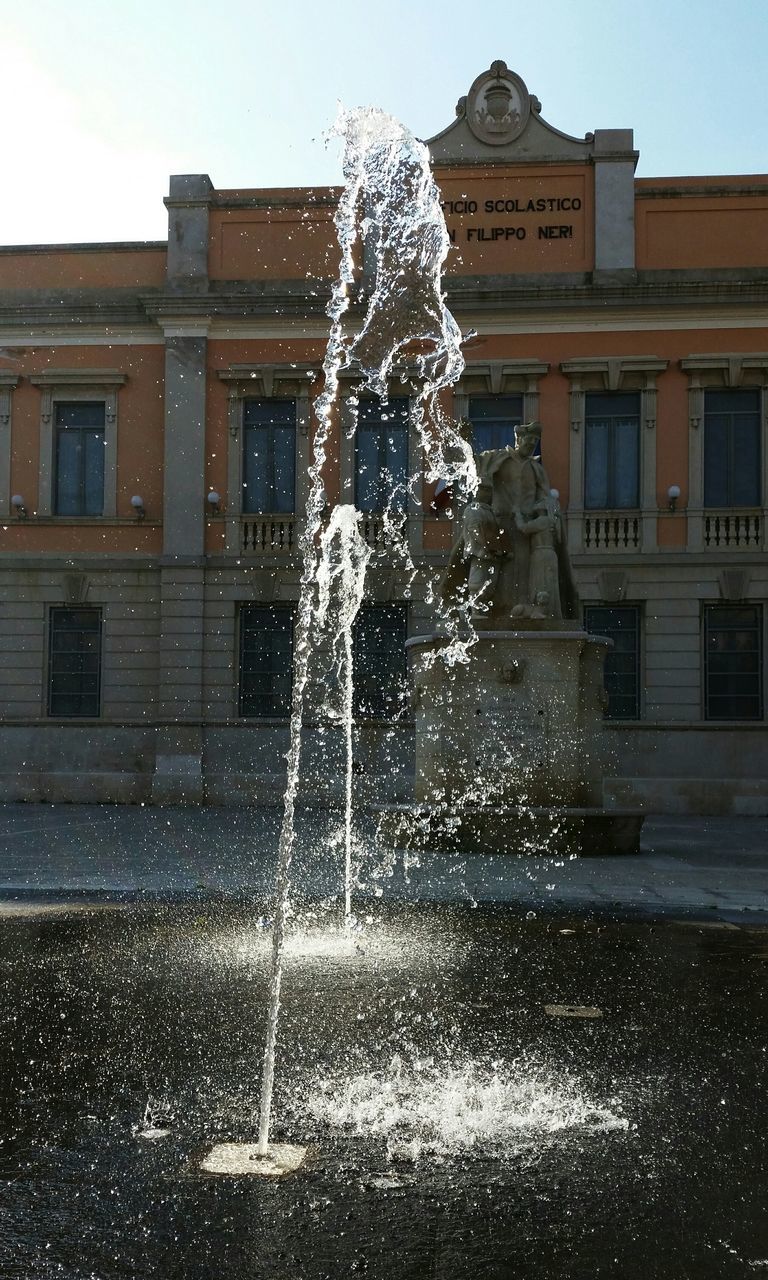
[1,901,767,1279]
[0,804,766,922]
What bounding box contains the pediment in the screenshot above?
[426,61,636,167]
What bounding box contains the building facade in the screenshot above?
[1,60,767,814]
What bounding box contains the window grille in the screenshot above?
[352,603,408,719]
[48,607,102,717]
[704,605,762,721]
[239,605,294,718]
[584,605,641,719]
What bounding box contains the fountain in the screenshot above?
[198,99,641,1176]
[379,419,645,857]
[200,106,473,1176]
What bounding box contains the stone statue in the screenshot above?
[440,420,579,625]
[460,482,508,617]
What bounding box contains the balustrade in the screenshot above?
[241,515,296,553]
[582,513,641,551]
[703,511,763,550]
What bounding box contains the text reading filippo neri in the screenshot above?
[441,194,583,243]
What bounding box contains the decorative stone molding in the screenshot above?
[597,569,628,603]
[218,364,317,552]
[682,353,768,429]
[29,370,127,519]
[560,357,667,403]
[718,568,751,602]
[63,573,90,604]
[453,360,549,425]
[249,570,279,602]
[0,375,18,520]
[461,61,534,148]
[218,364,317,436]
[680,354,768,389]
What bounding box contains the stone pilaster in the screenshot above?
[164,174,213,292]
[154,316,209,800]
[593,130,637,279]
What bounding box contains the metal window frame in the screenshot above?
[47,605,103,719]
[703,602,764,722]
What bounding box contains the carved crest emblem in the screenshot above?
[464,61,531,147]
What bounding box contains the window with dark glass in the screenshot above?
[584,392,640,509]
[468,395,523,452]
[48,608,102,718]
[704,389,761,508]
[242,399,296,514]
[239,605,294,717]
[54,401,105,516]
[352,603,408,719]
[704,605,762,721]
[355,398,409,513]
[584,605,641,719]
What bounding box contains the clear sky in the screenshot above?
[0,0,766,245]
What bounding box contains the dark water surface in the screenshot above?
[0,902,766,1279]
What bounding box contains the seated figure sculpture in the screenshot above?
[441,420,579,625]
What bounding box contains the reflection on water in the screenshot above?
[1,905,767,1279]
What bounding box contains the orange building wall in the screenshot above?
[209,187,340,281]
[0,247,166,290]
[635,176,768,270]
[5,344,165,554]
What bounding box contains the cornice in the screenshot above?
[0,269,765,339]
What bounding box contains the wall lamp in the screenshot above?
[130,494,146,521]
[11,494,27,518]
[667,484,681,512]
[207,490,221,515]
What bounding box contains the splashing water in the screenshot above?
[316,504,373,923]
[306,1055,629,1163]
[256,106,474,1154]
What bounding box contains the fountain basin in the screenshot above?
[375,803,645,855]
[404,630,643,855]
[3,900,766,1278]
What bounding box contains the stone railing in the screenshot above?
[582,512,641,551]
[359,514,408,550]
[703,510,763,550]
[241,515,296,553]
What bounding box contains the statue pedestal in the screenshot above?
[377,628,643,856]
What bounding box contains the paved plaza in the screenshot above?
[0,803,766,922]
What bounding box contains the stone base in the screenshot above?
[375,803,645,856]
[196,1142,309,1177]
